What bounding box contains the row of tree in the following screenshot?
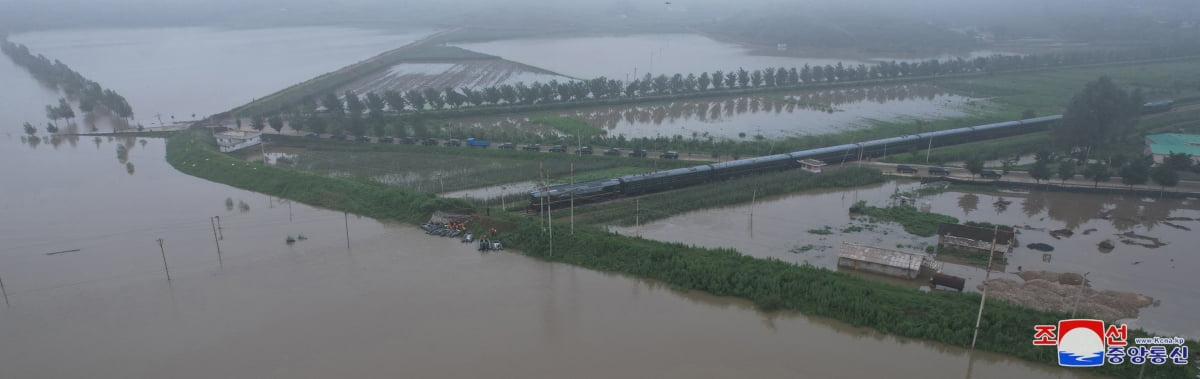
[1,39,134,119]
[264,44,1199,121]
[966,150,1187,192]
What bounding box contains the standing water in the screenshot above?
[0,28,1098,378]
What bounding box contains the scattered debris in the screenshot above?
[1162,221,1191,231]
[1027,242,1054,252]
[983,273,1155,321]
[1082,228,1098,235]
[1118,232,1167,248]
[1165,216,1195,222]
[1098,240,1115,251]
[46,248,82,256]
[286,236,296,244]
[1049,229,1074,239]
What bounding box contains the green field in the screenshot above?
[268,136,699,194]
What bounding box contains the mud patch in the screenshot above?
[985,272,1155,321]
[1162,221,1191,231]
[1049,228,1073,239]
[1119,231,1167,249]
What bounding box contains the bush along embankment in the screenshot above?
[166,130,469,223]
[849,200,959,237]
[165,130,1195,379]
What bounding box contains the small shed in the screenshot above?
[937,223,1014,257]
[838,242,925,280]
[799,159,827,173]
[215,130,261,153]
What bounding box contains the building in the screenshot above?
[837,242,936,280]
[936,223,1015,257]
[215,130,262,153]
[1144,133,1200,165]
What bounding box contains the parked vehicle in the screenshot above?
[522,144,541,151]
[549,145,566,153]
[603,148,622,156]
[401,136,417,144]
[444,139,462,146]
[981,169,1003,179]
[896,164,918,174]
[356,135,371,142]
[659,151,679,159]
[466,138,490,148]
[629,149,648,158]
[928,166,951,176]
[499,143,516,150]
[304,133,319,138]
[330,134,346,140]
[379,136,395,143]
[422,138,438,146]
[577,146,593,154]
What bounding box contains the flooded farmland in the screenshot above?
[0,28,1103,378]
[614,180,1200,339]
[7,27,432,127]
[448,83,977,140]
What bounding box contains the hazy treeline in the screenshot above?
[1,39,134,120]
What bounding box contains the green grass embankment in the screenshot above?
[166,130,1195,379]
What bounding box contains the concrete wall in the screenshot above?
[838,257,919,279]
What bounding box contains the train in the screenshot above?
[529,115,1062,210]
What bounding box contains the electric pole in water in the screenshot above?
[970,226,999,350]
[0,272,9,307]
[157,238,171,282]
[344,211,350,250]
[210,217,223,268]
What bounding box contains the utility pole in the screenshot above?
[157,238,171,282]
[287,200,293,222]
[210,217,223,268]
[635,198,640,237]
[749,189,757,237]
[926,137,934,164]
[971,226,999,350]
[570,189,575,235]
[344,211,351,250]
[1071,272,1091,318]
[0,272,9,307]
[215,216,223,239]
[548,191,554,258]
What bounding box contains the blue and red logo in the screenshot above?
[1033,319,1126,367]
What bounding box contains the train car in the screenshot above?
[858,135,922,158]
[709,153,795,180]
[529,179,621,210]
[619,165,713,195]
[790,143,862,163]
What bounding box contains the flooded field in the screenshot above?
[342,59,570,95]
[614,180,1200,339]
[0,29,1110,378]
[448,83,976,140]
[457,34,863,80]
[8,27,432,127]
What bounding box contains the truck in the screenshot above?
[466,138,490,148]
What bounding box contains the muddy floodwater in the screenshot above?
[615,180,1200,339]
[449,83,977,140]
[1,31,1096,378]
[8,27,431,127]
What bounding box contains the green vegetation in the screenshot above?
[849,201,958,237]
[531,114,606,137]
[567,167,885,226]
[807,226,833,235]
[937,247,1006,267]
[268,135,697,193]
[166,131,1195,378]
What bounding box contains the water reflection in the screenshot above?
[449,83,970,139]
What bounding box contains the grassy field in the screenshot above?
[268,136,700,193]
[531,114,607,137]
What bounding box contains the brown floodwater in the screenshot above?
[0,29,1099,378]
[447,83,977,140]
[615,180,1200,340]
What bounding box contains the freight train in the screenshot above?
[528,115,1062,210]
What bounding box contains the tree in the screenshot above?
[1054,76,1142,150]
[1057,160,1077,184]
[321,92,344,115]
[710,71,724,89]
[344,91,364,118]
[736,68,750,88]
[1151,165,1179,195]
[1165,152,1193,171]
[965,155,984,178]
[267,115,284,133]
[697,72,711,91]
[423,88,445,110]
[46,123,58,134]
[1084,163,1111,187]
[250,115,266,132]
[405,90,426,111]
[24,122,37,136]
[365,92,386,118]
[56,98,74,124]
[444,87,465,108]
[1030,161,1053,184]
[787,67,799,85]
[383,90,406,111]
[1119,157,1151,189]
[751,69,764,87]
[45,104,60,127]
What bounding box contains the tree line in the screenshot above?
[1,39,134,121]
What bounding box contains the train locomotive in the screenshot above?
[529,115,1061,211]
